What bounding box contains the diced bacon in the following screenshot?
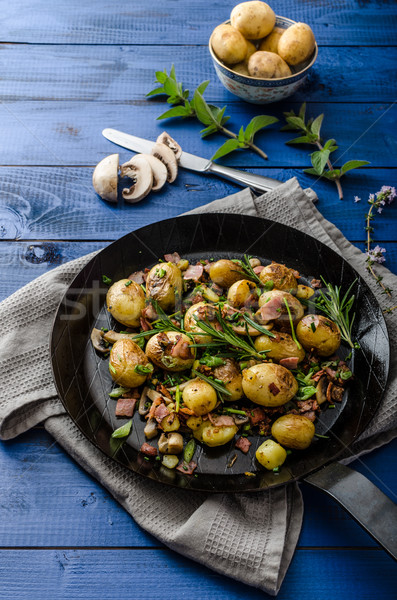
[191,293,204,304]
[310,278,322,289]
[301,411,316,422]
[269,382,280,396]
[142,304,158,321]
[256,296,283,322]
[248,407,267,425]
[292,270,300,279]
[176,460,197,475]
[179,407,195,416]
[235,437,252,454]
[140,443,157,457]
[171,336,193,360]
[140,316,152,331]
[279,357,299,370]
[128,270,145,284]
[183,264,204,281]
[211,415,236,427]
[115,397,137,417]
[253,265,264,274]
[157,383,172,400]
[164,252,181,264]
[326,382,333,403]
[326,367,337,380]
[147,396,162,420]
[311,369,325,382]
[154,403,170,423]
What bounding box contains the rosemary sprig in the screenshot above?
[192,369,232,397]
[315,278,359,349]
[242,313,276,338]
[233,255,262,284]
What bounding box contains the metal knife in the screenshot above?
[102,128,282,193]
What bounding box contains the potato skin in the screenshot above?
[227,279,256,308]
[209,259,245,288]
[231,1,275,39]
[278,22,316,66]
[194,422,238,447]
[211,24,248,65]
[109,338,150,388]
[106,279,145,327]
[242,363,298,407]
[296,284,314,300]
[257,290,304,326]
[271,414,315,449]
[258,27,285,54]
[182,378,217,415]
[254,331,305,363]
[248,51,292,79]
[296,314,341,356]
[145,331,194,372]
[213,358,243,401]
[259,262,298,292]
[256,439,287,470]
[146,262,182,312]
[184,302,214,344]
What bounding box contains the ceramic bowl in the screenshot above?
[208,16,318,104]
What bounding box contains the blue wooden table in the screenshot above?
[0,1,396,597]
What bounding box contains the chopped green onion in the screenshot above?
[310,322,316,333]
[199,355,225,368]
[134,364,154,375]
[314,433,330,439]
[273,466,280,473]
[328,404,335,409]
[157,268,166,278]
[223,408,247,416]
[183,439,196,463]
[340,370,352,381]
[108,386,130,398]
[125,280,132,287]
[111,419,132,439]
[175,383,181,413]
[102,275,112,285]
[109,364,117,375]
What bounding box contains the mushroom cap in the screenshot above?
[151,142,178,183]
[120,154,153,203]
[156,132,182,160]
[92,154,119,202]
[139,153,168,191]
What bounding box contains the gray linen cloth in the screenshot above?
[0,178,396,595]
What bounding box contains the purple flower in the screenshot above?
[376,186,396,204]
[354,196,361,203]
[366,245,386,264]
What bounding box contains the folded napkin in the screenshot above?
[0,178,396,595]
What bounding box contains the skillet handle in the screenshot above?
[304,462,397,561]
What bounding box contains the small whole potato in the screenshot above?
[184,302,215,344]
[258,26,285,54]
[232,62,250,76]
[213,358,243,401]
[211,23,248,65]
[146,262,182,312]
[242,362,298,407]
[278,22,316,66]
[109,338,150,388]
[271,414,315,449]
[257,290,304,326]
[209,259,245,288]
[182,378,217,415]
[259,262,298,292]
[296,314,341,356]
[296,284,315,300]
[227,279,256,308]
[256,439,287,470]
[106,279,145,327]
[145,331,194,372]
[231,1,275,39]
[194,422,238,447]
[248,51,292,79]
[254,331,305,363]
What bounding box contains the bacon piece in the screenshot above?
[170,336,193,360]
[311,369,325,382]
[176,460,197,475]
[140,316,152,331]
[164,252,181,264]
[253,265,264,274]
[325,367,337,380]
[256,296,283,322]
[301,411,316,422]
[140,443,158,457]
[235,437,252,454]
[310,278,322,289]
[211,415,235,427]
[183,264,204,281]
[326,382,333,403]
[154,403,170,423]
[147,396,162,420]
[248,407,267,425]
[268,382,280,396]
[128,270,145,284]
[179,407,195,416]
[115,397,137,417]
[292,270,300,279]
[142,304,158,321]
[157,383,172,400]
[279,357,299,370]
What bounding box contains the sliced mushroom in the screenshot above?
[138,386,150,416]
[315,376,328,405]
[92,154,119,202]
[103,330,139,344]
[90,328,109,353]
[158,433,169,454]
[138,154,167,191]
[144,417,158,440]
[232,413,249,426]
[120,155,153,203]
[151,142,178,183]
[146,388,173,406]
[156,132,182,160]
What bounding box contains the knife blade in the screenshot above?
[102,128,282,193]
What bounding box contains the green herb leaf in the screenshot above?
[193,90,217,126]
[286,135,313,145]
[244,115,278,143]
[157,105,192,120]
[200,124,219,138]
[111,419,133,439]
[199,355,226,367]
[310,149,330,175]
[285,115,306,130]
[323,138,338,152]
[310,113,324,138]
[146,86,166,97]
[340,160,370,176]
[211,138,241,161]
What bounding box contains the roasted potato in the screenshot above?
[230,1,275,39]
[193,422,238,447]
[278,22,316,66]
[227,279,256,308]
[271,414,315,449]
[213,358,243,401]
[106,279,145,327]
[109,338,150,388]
[259,262,298,292]
[146,262,182,311]
[145,331,194,372]
[254,331,305,363]
[256,290,304,326]
[184,302,214,344]
[296,284,315,300]
[209,259,245,288]
[256,439,287,470]
[248,51,291,79]
[242,363,298,406]
[258,26,285,54]
[182,378,217,415]
[296,314,341,356]
[211,23,248,65]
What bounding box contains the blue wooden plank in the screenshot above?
[1,0,396,45]
[0,103,395,167]
[0,548,395,599]
[0,46,395,103]
[0,167,395,242]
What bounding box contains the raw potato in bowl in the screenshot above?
[248,51,291,79]
[278,22,316,66]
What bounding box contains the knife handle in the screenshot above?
[207,162,282,193]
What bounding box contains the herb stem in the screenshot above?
[365,201,392,298]
[220,125,268,160]
[315,140,343,200]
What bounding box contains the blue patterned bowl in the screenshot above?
[209,16,318,104]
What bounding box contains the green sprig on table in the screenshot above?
[282,103,370,200]
[146,65,278,161]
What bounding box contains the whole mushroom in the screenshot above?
[92,154,119,202]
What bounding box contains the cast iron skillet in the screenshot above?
[50,213,396,558]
